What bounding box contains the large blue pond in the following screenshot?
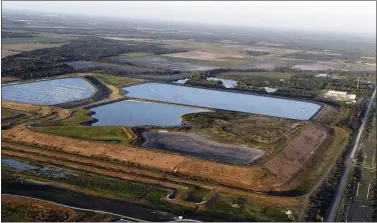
[123,83,321,120]
[2,78,96,105]
[91,100,208,126]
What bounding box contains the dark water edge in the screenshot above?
[2,180,176,222]
[1,179,235,222]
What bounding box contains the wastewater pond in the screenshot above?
[2,78,96,105]
[91,100,208,126]
[123,83,321,120]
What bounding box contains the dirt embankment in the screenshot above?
[263,124,328,184]
[2,125,280,191]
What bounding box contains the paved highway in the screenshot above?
[327,89,376,222]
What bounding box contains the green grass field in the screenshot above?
[218,72,292,80]
[33,109,133,143]
[206,193,291,222]
[96,74,143,88]
[34,126,130,143]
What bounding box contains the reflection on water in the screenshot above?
[91,100,208,126]
[123,83,320,120]
[2,78,95,105]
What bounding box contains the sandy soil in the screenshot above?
[142,131,264,164]
[164,50,244,61]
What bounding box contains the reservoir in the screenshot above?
[91,100,208,126]
[123,83,321,120]
[2,78,96,105]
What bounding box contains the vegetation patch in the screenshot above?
[32,109,134,143]
[206,193,292,222]
[96,74,143,88]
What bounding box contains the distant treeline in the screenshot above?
[2,36,187,80]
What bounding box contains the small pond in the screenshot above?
[91,100,209,126]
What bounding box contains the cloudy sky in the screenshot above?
[3,1,376,33]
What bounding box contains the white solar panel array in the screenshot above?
[2,78,96,105]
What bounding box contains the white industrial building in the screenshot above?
[324,90,357,103]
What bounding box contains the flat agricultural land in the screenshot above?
[142,130,264,164]
[164,50,244,61]
[108,55,220,71]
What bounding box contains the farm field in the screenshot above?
[116,55,220,71]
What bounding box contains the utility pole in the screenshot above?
[357,77,360,90]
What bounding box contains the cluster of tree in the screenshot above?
[337,151,363,221]
[1,31,36,38]
[305,135,353,222]
[274,88,317,98]
[2,36,187,80]
[244,50,269,57]
[185,74,225,88]
[372,166,377,221]
[80,67,180,76]
[237,77,287,88]
[365,103,376,136]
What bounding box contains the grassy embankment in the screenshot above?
[1,157,184,213]
[1,108,25,119]
[32,109,134,143]
[96,74,143,88]
[32,75,143,143]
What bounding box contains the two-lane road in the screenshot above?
[327,89,376,222]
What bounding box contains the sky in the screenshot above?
[2,1,376,34]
